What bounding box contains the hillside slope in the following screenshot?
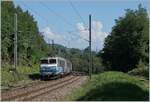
[67,71,149,101]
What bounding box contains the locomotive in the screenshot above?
[40,57,72,79]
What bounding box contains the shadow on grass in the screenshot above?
[77,82,149,101]
[28,73,40,80]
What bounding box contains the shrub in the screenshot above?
[128,67,149,79]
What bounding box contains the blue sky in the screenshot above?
[14,0,149,51]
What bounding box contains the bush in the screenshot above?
[128,59,149,79]
[1,64,40,89]
[128,67,149,79]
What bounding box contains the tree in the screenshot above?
[100,4,149,72]
[1,1,51,66]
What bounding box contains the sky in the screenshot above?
[14,0,149,51]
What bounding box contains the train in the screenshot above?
[40,57,72,79]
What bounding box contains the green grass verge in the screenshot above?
[66,71,149,101]
[1,64,40,89]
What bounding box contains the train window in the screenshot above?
[41,59,48,64]
[58,59,65,67]
[49,59,56,64]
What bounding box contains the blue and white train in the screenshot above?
[40,57,72,79]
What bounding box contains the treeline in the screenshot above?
[48,44,103,73]
[99,4,149,72]
[1,1,103,73]
[2,1,51,66]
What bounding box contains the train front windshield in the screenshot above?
[49,59,56,64]
[40,59,56,64]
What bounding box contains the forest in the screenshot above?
[2,1,149,75]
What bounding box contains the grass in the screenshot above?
[1,64,40,89]
[66,71,149,101]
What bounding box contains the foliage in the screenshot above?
[69,47,103,73]
[66,71,149,101]
[128,60,149,79]
[1,1,103,87]
[1,1,103,72]
[99,4,149,72]
[51,45,104,73]
[1,64,39,89]
[1,1,50,65]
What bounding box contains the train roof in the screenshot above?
[40,56,66,61]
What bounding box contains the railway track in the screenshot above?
[24,76,80,101]
[2,75,80,101]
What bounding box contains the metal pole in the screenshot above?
[49,40,51,47]
[14,13,17,70]
[52,40,54,56]
[89,14,92,79]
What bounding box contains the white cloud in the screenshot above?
[76,20,108,51]
[41,27,64,43]
[40,21,108,51]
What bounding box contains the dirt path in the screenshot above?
[1,75,87,101]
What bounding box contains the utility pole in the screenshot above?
[14,13,17,71]
[48,40,51,47]
[67,40,70,59]
[52,40,55,56]
[89,14,92,79]
[52,40,54,49]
